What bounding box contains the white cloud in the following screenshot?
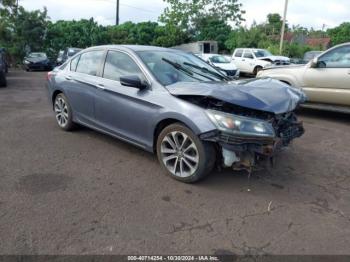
[19,0,349,29]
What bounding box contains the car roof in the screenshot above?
[85,45,183,53]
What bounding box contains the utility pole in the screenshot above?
[116,0,119,25]
[279,0,288,55]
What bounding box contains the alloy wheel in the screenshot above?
[160,131,199,178]
[54,96,69,128]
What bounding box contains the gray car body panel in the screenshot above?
[167,78,306,114]
[47,45,305,152]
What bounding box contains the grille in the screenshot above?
[224,70,237,76]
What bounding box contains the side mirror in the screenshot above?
[120,75,148,89]
[310,57,318,68]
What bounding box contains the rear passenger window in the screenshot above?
[235,49,243,57]
[76,51,104,76]
[70,55,80,71]
[103,51,143,81]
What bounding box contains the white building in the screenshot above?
[172,41,218,54]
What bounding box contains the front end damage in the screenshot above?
[185,96,305,173]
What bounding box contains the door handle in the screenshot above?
[96,83,105,90]
[65,75,73,81]
[242,59,245,61]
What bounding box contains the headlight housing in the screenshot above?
[24,60,30,64]
[206,109,275,137]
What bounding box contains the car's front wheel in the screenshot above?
[0,72,6,87]
[156,123,216,183]
[54,93,75,131]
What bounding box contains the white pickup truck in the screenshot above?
[232,48,290,75]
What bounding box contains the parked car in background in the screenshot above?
[47,45,305,183]
[57,47,82,66]
[303,51,322,63]
[0,48,8,73]
[197,53,240,79]
[0,49,7,87]
[232,48,290,76]
[56,50,64,66]
[257,43,350,113]
[23,52,53,71]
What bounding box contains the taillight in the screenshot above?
[47,71,53,81]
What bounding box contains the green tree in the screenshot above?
[0,4,49,62]
[327,22,350,45]
[152,24,190,47]
[159,0,244,39]
[265,13,285,35]
[194,16,232,50]
[45,18,110,58]
[225,23,268,51]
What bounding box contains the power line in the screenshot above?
[98,0,157,14]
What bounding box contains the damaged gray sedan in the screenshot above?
[46,45,305,183]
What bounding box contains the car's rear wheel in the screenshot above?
[54,93,75,131]
[0,72,6,87]
[253,66,263,76]
[156,123,216,183]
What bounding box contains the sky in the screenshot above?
[19,0,350,30]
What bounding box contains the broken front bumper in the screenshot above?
[200,120,304,171]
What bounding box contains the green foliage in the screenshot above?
[327,22,350,46]
[266,13,287,35]
[1,0,350,64]
[159,0,244,49]
[0,4,49,63]
[225,25,268,51]
[106,21,190,47]
[194,16,232,50]
[160,0,245,29]
[44,19,109,59]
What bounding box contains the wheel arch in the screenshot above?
[152,112,210,153]
[153,118,192,153]
[52,90,63,107]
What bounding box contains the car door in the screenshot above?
[303,44,350,106]
[242,50,256,74]
[94,50,159,148]
[63,50,105,125]
[231,49,244,71]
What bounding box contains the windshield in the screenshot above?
[137,51,226,86]
[67,49,81,57]
[209,55,230,64]
[253,49,272,58]
[28,53,47,58]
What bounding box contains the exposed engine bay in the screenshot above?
[180,95,305,173]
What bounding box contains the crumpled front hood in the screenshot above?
[166,78,307,114]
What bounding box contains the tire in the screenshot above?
[53,93,76,131]
[156,123,216,183]
[0,72,6,87]
[253,66,263,76]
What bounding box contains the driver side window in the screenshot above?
[103,51,144,81]
[318,45,350,68]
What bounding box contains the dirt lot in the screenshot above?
[0,70,350,255]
